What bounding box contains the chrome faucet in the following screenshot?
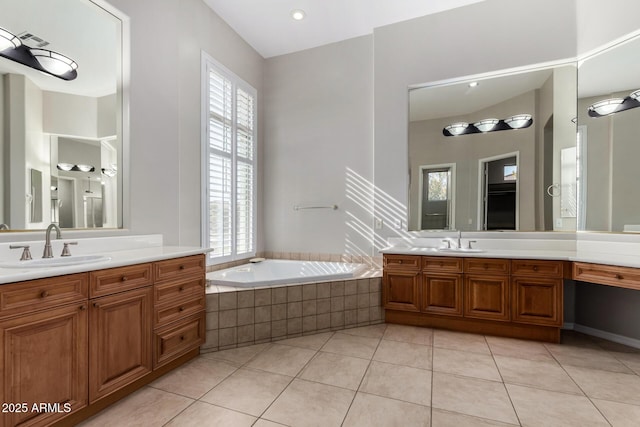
[43,223,62,258]
[456,230,462,249]
[0,223,9,230]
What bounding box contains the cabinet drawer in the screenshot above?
[423,256,463,273]
[573,262,640,290]
[154,276,205,306]
[154,311,205,368]
[155,295,205,328]
[90,263,153,298]
[511,260,564,278]
[464,258,510,275]
[0,273,88,319]
[383,255,420,271]
[154,255,205,283]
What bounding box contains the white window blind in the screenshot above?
[203,55,257,262]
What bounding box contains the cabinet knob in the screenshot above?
[40,290,49,298]
[180,335,185,341]
[121,276,128,282]
[179,265,186,270]
[616,274,624,280]
[533,266,538,272]
[179,306,185,312]
[79,305,87,311]
[397,260,403,264]
[179,286,184,292]
[483,264,488,269]
[93,302,100,308]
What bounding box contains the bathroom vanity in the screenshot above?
[0,242,206,427]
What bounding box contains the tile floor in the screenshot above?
[79,324,640,426]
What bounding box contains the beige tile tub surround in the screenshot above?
[203,274,384,352]
[80,327,640,427]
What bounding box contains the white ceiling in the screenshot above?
[0,0,119,98]
[410,69,554,122]
[203,0,485,58]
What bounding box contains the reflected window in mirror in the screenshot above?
[408,63,577,232]
[0,0,125,231]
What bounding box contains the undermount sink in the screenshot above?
[437,247,485,253]
[0,255,111,269]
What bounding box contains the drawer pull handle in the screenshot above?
[616,274,624,280]
[179,306,185,312]
[179,265,186,270]
[533,266,538,272]
[79,305,87,311]
[397,260,403,264]
[121,276,128,282]
[93,302,100,308]
[40,291,49,298]
[179,286,185,292]
[180,335,185,341]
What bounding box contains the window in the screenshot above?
[202,54,257,263]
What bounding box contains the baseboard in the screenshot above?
[562,322,575,330]
[573,323,640,350]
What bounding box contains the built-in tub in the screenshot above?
[207,259,367,288]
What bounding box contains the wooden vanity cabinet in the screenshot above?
[382,255,420,312]
[421,257,463,316]
[464,258,510,322]
[511,260,564,327]
[0,274,89,427]
[89,285,153,403]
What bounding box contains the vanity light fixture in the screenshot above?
[474,118,499,132]
[291,9,306,21]
[0,27,21,51]
[504,114,533,129]
[589,98,624,116]
[57,163,95,172]
[468,81,479,88]
[444,122,469,136]
[101,168,117,177]
[0,26,78,81]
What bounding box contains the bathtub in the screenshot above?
[207,259,367,288]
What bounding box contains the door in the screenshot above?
[89,287,153,403]
[420,165,455,230]
[0,304,88,427]
[464,275,510,321]
[422,273,463,316]
[383,271,421,312]
[480,155,518,230]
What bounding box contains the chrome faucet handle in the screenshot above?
[61,242,78,257]
[10,245,32,261]
[467,240,477,249]
[441,239,452,249]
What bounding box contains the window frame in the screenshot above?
[201,52,258,264]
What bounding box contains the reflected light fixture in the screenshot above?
[588,98,624,116]
[631,90,640,101]
[0,27,21,51]
[291,9,306,20]
[474,118,499,132]
[56,163,74,171]
[101,168,117,177]
[504,114,533,129]
[0,26,78,80]
[444,122,469,136]
[31,49,78,76]
[57,163,95,172]
[468,81,479,88]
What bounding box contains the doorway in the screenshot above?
[478,153,519,230]
[419,164,455,230]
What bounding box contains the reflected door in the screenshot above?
[420,165,454,230]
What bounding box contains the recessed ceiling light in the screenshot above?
[468,81,479,88]
[291,9,306,21]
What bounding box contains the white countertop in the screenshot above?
[381,246,576,261]
[0,235,210,285]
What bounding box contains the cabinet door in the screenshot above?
[0,304,88,427]
[383,271,420,312]
[464,275,510,321]
[512,277,562,326]
[89,287,153,403]
[422,273,463,316]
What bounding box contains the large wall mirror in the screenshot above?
[577,32,640,232]
[408,63,577,232]
[0,0,124,231]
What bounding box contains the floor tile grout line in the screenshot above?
[160,398,199,427]
[339,324,387,426]
[485,334,523,427]
[252,333,337,423]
